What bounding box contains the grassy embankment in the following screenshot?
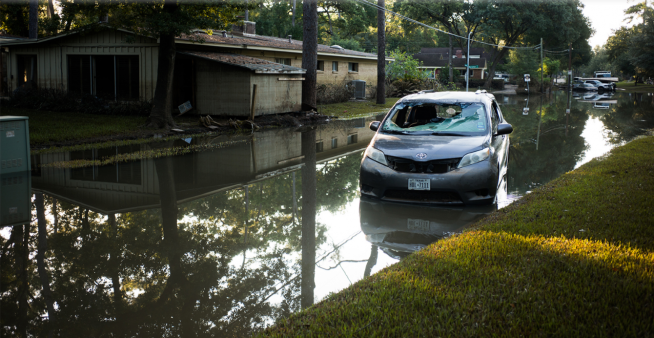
[1,106,149,146]
[319,98,399,118]
[617,81,654,93]
[260,135,654,337]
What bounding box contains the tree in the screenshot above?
[385,50,428,82]
[302,0,318,111]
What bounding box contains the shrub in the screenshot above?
[9,88,151,115]
[316,81,355,104]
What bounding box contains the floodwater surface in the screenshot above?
[2,90,653,336]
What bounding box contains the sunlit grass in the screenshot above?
[318,98,400,118]
[259,135,654,337]
[616,81,654,93]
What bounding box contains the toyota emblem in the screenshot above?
[415,153,427,160]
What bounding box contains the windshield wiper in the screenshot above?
[385,130,410,135]
[432,132,466,136]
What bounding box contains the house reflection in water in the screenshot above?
[31,116,381,214]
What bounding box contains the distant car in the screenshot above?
[583,80,615,91]
[493,74,510,82]
[573,81,598,91]
[360,91,512,205]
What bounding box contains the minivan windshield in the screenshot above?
[381,102,488,136]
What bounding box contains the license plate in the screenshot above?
[407,218,430,231]
[408,178,430,190]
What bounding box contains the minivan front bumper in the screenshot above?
[359,157,499,205]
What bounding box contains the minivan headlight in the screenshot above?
[457,148,490,168]
[365,146,388,166]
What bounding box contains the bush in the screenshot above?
[316,81,355,104]
[452,79,505,90]
[9,88,151,115]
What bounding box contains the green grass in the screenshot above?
[318,98,400,118]
[259,135,654,337]
[1,107,148,146]
[616,81,654,93]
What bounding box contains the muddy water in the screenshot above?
[2,90,653,336]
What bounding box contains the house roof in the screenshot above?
[413,54,486,69]
[179,51,306,74]
[178,32,379,60]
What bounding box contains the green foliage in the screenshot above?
[506,49,540,80]
[251,0,303,39]
[385,51,428,82]
[437,65,460,84]
[329,35,363,52]
[604,2,654,78]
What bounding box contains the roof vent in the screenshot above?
[330,45,344,50]
[222,30,227,37]
[287,35,292,43]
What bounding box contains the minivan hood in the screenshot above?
[372,133,488,160]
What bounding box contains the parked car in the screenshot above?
[583,80,615,91]
[573,81,598,91]
[360,91,512,205]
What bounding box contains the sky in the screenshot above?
[580,0,637,48]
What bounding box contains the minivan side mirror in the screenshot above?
[369,121,380,132]
[495,123,513,136]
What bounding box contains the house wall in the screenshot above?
[250,73,302,115]
[195,58,250,115]
[5,29,159,100]
[228,49,378,87]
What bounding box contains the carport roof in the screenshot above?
[179,51,306,74]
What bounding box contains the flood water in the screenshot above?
[2,90,654,336]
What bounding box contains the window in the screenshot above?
[348,62,359,72]
[317,60,324,71]
[347,134,358,145]
[316,141,324,153]
[332,61,338,72]
[16,55,37,88]
[331,137,338,149]
[275,58,291,66]
[68,55,139,100]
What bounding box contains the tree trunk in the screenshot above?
[484,48,509,88]
[147,32,177,129]
[376,0,386,104]
[16,223,29,338]
[292,0,297,27]
[35,193,57,327]
[47,0,55,19]
[301,0,318,111]
[29,0,38,39]
[301,128,317,309]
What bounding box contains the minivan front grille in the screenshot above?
[385,156,461,174]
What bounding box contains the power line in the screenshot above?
[353,0,541,50]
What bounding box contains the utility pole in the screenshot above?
[540,38,543,93]
[466,32,471,92]
[292,0,296,27]
[29,0,38,39]
[448,34,453,83]
[376,0,386,104]
[568,43,572,90]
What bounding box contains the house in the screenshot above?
[412,47,490,80]
[0,22,380,116]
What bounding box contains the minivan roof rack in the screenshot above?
[475,89,488,94]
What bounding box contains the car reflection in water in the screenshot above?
[359,196,496,260]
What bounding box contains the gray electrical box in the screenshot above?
[0,171,31,227]
[352,80,366,99]
[0,116,31,174]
